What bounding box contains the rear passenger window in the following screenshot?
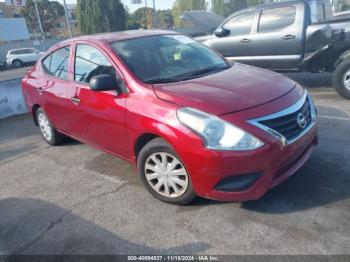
[223,12,255,36]
[258,6,296,33]
[42,46,70,80]
[74,44,115,83]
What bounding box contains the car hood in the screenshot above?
[153,63,296,115]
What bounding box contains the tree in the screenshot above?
[133,7,154,29]
[171,0,207,27]
[212,0,248,17]
[76,0,126,35]
[157,10,174,29]
[247,0,265,7]
[20,0,65,34]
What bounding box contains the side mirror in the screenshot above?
[90,74,122,92]
[215,28,230,38]
[332,29,345,42]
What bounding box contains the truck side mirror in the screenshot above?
[215,28,230,38]
[332,29,345,42]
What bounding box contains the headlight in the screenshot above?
[177,107,264,151]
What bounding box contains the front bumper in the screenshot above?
[174,90,318,202]
[185,125,317,202]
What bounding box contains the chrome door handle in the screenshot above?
[240,38,252,43]
[71,97,80,104]
[281,34,296,40]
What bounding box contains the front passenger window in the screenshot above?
[74,44,116,83]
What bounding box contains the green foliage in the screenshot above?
[20,0,65,33]
[127,8,174,30]
[212,0,248,17]
[76,0,126,35]
[247,0,265,7]
[132,7,154,29]
[157,10,174,29]
[172,0,207,27]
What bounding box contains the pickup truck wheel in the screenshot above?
[137,138,197,205]
[36,108,64,146]
[333,60,350,99]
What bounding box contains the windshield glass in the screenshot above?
[111,34,230,84]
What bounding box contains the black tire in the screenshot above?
[333,60,350,99]
[12,59,23,68]
[137,138,197,205]
[36,108,64,146]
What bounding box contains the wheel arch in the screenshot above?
[333,49,350,72]
[12,59,23,65]
[134,133,160,161]
[32,104,41,126]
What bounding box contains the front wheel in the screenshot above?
[137,138,197,205]
[36,108,64,146]
[333,60,350,99]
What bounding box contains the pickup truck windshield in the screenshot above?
[111,35,230,84]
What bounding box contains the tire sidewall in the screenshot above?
[137,138,196,205]
[333,60,350,99]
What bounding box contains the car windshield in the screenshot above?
[111,34,230,84]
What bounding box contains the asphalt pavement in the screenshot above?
[0,74,349,256]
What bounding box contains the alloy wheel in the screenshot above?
[343,69,350,91]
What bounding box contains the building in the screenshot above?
[0,2,22,18]
[0,3,29,41]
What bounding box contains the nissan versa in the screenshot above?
[21,30,318,205]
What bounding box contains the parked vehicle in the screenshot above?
[198,0,350,99]
[21,31,318,204]
[6,48,44,68]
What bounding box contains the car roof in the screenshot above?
[9,48,35,51]
[60,30,178,46]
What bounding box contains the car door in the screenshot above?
[65,43,130,158]
[40,45,73,131]
[26,49,36,62]
[206,11,256,63]
[250,4,304,70]
[21,49,34,63]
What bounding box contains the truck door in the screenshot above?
[206,11,256,64]
[250,4,304,70]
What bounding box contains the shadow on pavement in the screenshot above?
[0,198,211,256]
[241,137,350,213]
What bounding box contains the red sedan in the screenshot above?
[21,30,318,205]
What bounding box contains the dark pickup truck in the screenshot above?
[198,0,350,99]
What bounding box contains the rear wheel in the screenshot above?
[137,138,197,205]
[36,108,64,146]
[12,59,23,68]
[333,60,350,99]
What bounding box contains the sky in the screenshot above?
[1,0,211,13]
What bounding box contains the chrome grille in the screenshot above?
[259,97,312,141]
[249,92,317,145]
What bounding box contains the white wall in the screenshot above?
[0,78,27,119]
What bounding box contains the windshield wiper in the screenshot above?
[179,65,230,80]
[144,65,230,84]
[144,77,184,84]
